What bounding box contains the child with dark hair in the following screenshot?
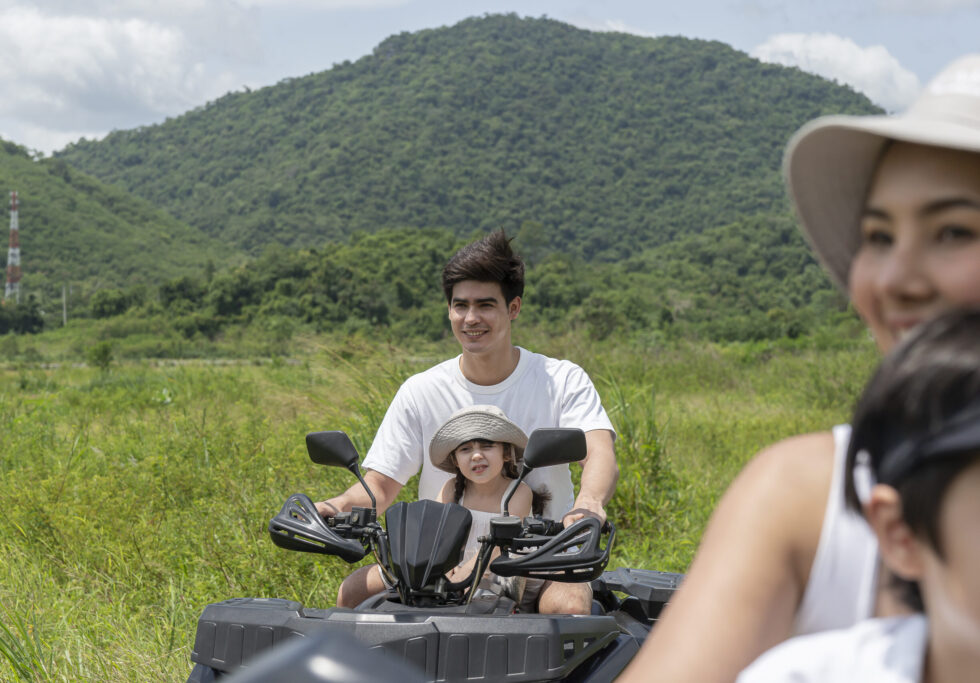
[738,308,980,682]
[431,404,549,608]
[625,54,980,683]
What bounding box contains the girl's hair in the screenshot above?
[450,439,551,515]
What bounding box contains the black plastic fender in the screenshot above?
[188,597,625,681]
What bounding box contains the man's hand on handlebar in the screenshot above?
[561,494,607,527]
[315,498,344,518]
[315,470,404,519]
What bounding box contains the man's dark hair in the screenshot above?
[441,230,525,304]
[845,307,980,610]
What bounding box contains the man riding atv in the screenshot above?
[315,230,619,615]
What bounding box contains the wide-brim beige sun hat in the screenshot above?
[429,404,528,474]
[784,53,980,291]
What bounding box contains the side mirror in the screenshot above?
[306,431,360,470]
[522,428,587,470]
[305,431,376,511]
[500,428,586,516]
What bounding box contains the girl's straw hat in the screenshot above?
[784,54,980,291]
[429,404,528,474]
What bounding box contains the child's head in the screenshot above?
[845,308,980,616]
[429,405,528,483]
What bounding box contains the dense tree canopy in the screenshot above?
[89,223,847,346]
[1,15,879,342]
[58,14,879,264]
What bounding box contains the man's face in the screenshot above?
[448,280,520,356]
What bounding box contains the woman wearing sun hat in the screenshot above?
[619,54,980,683]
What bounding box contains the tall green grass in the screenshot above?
[0,331,878,680]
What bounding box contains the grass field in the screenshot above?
[0,326,879,681]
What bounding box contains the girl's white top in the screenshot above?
[460,506,496,565]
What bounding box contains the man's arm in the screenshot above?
[316,377,424,518]
[315,470,403,517]
[562,428,617,525]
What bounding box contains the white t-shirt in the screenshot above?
[362,347,616,520]
[737,616,927,683]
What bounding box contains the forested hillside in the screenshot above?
[78,216,850,356]
[58,14,880,263]
[0,139,229,298]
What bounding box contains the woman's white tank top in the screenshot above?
[792,424,879,635]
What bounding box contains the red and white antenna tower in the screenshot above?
[4,190,21,303]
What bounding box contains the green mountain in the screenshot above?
[0,140,230,300]
[57,14,880,263]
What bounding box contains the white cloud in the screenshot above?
[751,33,920,112]
[877,0,980,11]
[242,0,407,7]
[0,3,257,153]
[1,120,107,156]
[567,17,660,39]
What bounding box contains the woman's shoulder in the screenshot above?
[739,430,838,524]
[625,428,844,683]
[696,430,839,579]
[748,430,838,490]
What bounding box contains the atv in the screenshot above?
[187,428,682,682]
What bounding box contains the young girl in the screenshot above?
[336,404,544,609]
[430,404,553,591]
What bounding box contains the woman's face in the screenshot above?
[850,142,980,353]
[453,440,506,483]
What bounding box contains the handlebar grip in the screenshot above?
[543,519,564,536]
[522,517,564,536]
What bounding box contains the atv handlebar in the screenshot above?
[269,492,614,585]
[490,516,615,582]
[268,494,371,563]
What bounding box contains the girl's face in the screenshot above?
[850,142,980,353]
[453,439,506,484]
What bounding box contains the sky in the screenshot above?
[0,0,977,155]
